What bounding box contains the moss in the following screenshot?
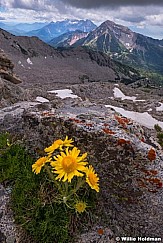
[154,124,162,133]
[157,133,163,148]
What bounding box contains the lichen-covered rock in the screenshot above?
[0,184,16,243]
[0,101,163,241]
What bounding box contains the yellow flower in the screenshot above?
[62,136,74,149]
[51,147,88,182]
[75,201,87,213]
[32,156,50,174]
[85,165,99,192]
[44,141,62,154]
[7,139,11,147]
[44,136,74,154]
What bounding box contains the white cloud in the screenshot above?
[145,14,163,26]
[0,1,163,39]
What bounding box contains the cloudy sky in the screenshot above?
[0,0,163,39]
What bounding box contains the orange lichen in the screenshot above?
[137,178,147,188]
[103,128,115,135]
[97,229,104,235]
[85,123,93,127]
[157,182,163,188]
[117,138,130,146]
[147,178,161,184]
[148,189,158,193]
[147,148,156,161]
[41,111,54,117]
[144,177,163,190]
[141,137,145,142]
[115,115,130,128]
[141,169,158,176]
[150,170,158,176]
[69,118,82,124]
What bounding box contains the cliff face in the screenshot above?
[48,30,88,48]
[0,50,21,84]
[0,100,162,240]
[0,50,23,108]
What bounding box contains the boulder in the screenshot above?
[0,101,162,240]
[0,77,24,108]
[0,50,21,84]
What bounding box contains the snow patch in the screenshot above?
[47,89,79,99]
[105,104,163,129]
[156,102,163,111]
[70,21,78,24]
[113,87,145,102]
[147,108,152,112]
[35,97,49,103]
[27,58,33,65]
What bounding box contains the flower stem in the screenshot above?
[64,181,68,196]
[44,164,62,193]
[67,178,85,200]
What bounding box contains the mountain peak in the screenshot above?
[101,19,115,26]
[100,20,131,32]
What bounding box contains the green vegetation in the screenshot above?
[154,125,163,148]
[139,69,163,86]
[157,133,163,148]
[0,133,97,243]
[154,124,162,133]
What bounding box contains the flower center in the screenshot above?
[88,173,96,186]
[62,156,77,173]
[75,202,86,213]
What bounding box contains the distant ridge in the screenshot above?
[25,19,96,42]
